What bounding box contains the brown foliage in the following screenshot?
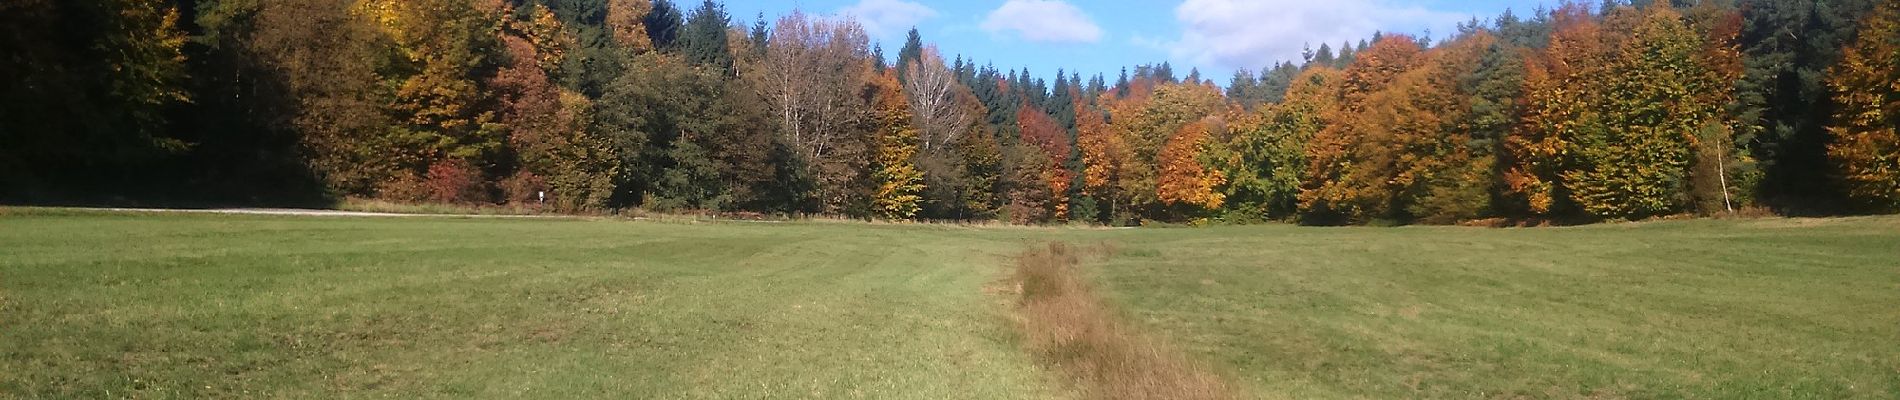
[1020,106,1074,219]
[499,170,548,206]
[1012,242,1232,400]
[424,158,485,204]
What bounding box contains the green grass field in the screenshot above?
[3,210,1897,398]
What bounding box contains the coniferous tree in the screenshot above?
[1736,0,1878,213]
[1313,43,1337,67]
[897,28,924,83]
[679,0,732,70]
[644,0,683,50]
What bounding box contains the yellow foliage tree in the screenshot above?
[1300,35,1425,223]
[607,0,656,52]
[1827,1,1900,211]
[868,70,926,220]
[1156,118,1228,212]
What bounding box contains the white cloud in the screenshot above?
[980,0,1105,44]
[1163,0,1471,72]
[838,0,938,39]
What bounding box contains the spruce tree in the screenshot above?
[679,0,731,70]
[644,0,683,50]
[897,28,924,84]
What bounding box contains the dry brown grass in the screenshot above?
[1011,242,1233,400]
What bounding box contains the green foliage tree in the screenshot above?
[1737,0,1879,212]
[0,0,190,197]
[1218,67,1341,221]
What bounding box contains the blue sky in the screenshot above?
[716,0,1553,84]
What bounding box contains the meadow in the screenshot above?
[2,209,1896,398]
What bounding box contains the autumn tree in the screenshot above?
[1508,5,1606,217]
[742,11,877,213]
[1300,35,1425,224]
[1218,67,1341,221]
[606,0,656,51]
[1156,117,1228,217]
[229,0,402,195]
[359,0,509,197]
[493,5,618,210]
[1018,106,1072,220]
[1105,79,1226,221]
[1076,96,1128,222]
[867,70,927,220]
[1385,34,1497,224]
[1511,3,1738,220]
[1826,1,1900,211]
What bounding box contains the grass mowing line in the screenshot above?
[1010,242,1233,400]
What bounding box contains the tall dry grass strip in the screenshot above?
[1012,242,1233,400]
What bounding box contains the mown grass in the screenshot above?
[3,210,1897,399]
[0,210,1061,399]
[1073,218,1900,399]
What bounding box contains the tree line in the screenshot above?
[1,0,1896,225]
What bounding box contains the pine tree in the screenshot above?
[1335,41,1356,68]
[1228,69,1264,110]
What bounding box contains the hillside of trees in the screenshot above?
[2,0,1897,225]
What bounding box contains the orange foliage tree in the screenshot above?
[1826,1,1900,211]
[1018,106,1073,220]
[1511,3,1739,220]
[1156,117,1228,214]
[1104,81,1227,221]
[1300,35,1425,223]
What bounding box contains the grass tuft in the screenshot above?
[1012,242,1232,400]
